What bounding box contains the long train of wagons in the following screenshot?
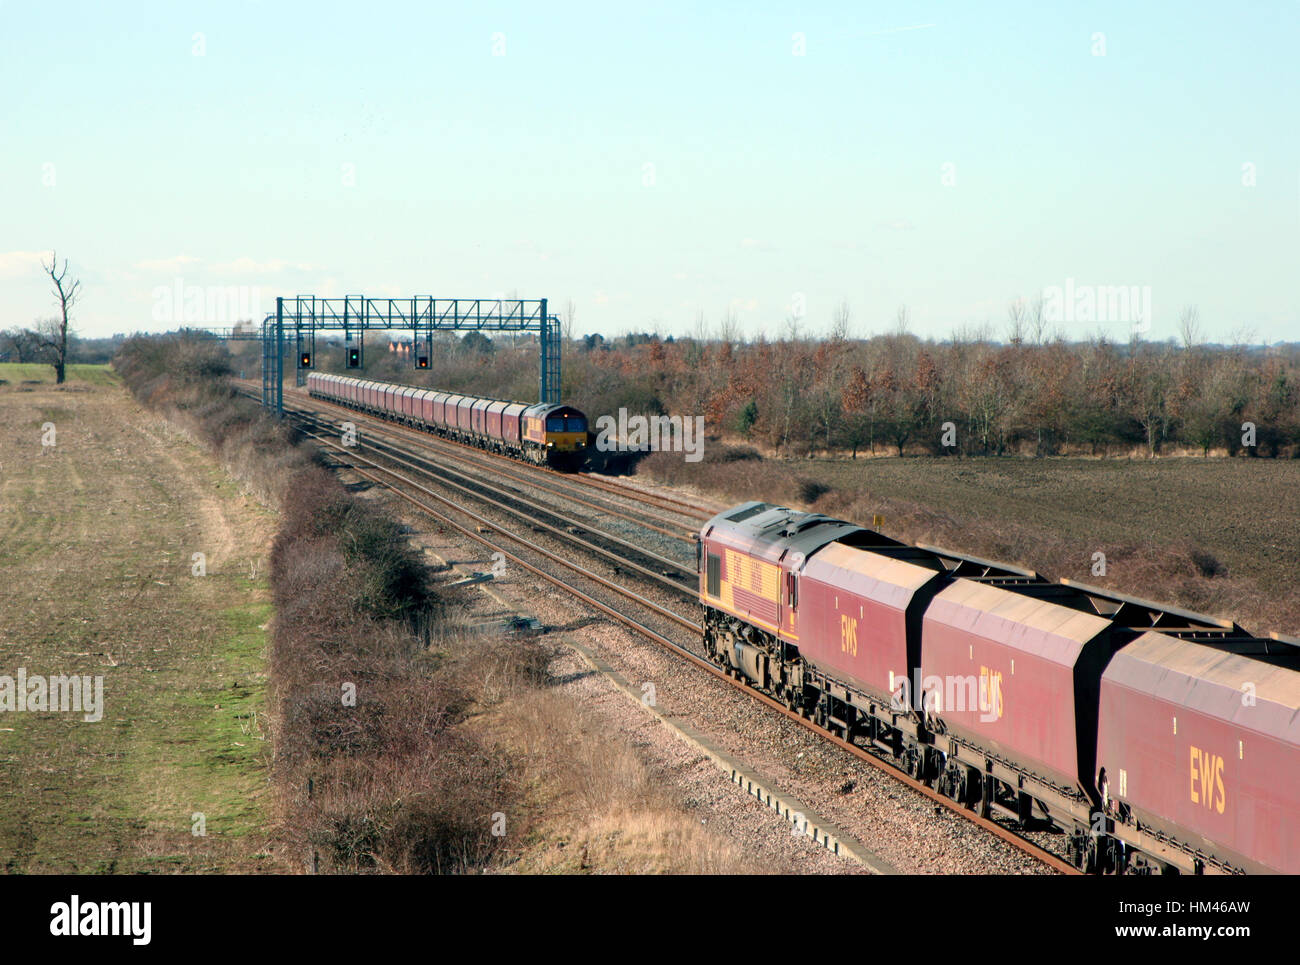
[307,372,589,469]
[698,501,1300,875]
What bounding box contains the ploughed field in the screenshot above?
[820,457,1299,595]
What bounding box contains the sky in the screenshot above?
[2,1,1297,343]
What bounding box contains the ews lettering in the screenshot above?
[840,614,858,657]
[978,666,1004,720]
[1189,745,1226,814]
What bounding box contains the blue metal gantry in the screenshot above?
[216,295,559,416]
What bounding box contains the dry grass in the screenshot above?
[452,640,769,875]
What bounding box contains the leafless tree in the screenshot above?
[1228,323,1257,353]
[894,304,910,336]
[829,298,851,342]
[719,307,741,348]
[562,298,577,342]
[691,309,709,343]
[1178,305,1202,350]
[1029,294,1049,344]
[1006,298,1027,346]
[1,327,45,363]
[951,319,993,345]
[37,251,82,383]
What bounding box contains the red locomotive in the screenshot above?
[698,501,1300,874]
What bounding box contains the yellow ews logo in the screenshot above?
[978,666,1004,720]
[840,614,858,657]
[1189,745,1226,815]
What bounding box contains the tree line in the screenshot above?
[563,327,1300,459]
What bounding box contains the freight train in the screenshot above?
[698,501,1300,874]
[306,372,589,469]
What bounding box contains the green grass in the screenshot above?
[0,362,119,386]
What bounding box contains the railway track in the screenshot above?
[262,387,1079,875]
[250,381,709,541]
[275,405,697,598]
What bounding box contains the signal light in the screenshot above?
[417,356,429,368]
[300,352,311,368]
[346,347,361,368]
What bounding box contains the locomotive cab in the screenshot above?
[522,403,588,468]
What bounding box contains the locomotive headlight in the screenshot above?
[547,442,554,448]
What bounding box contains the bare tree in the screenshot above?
[37,251,82,383]
[1228,323,1257,353]
[1006,298,1027,346]
[1178,305,1202,350]
[1029,294,1049,344]
[719,307,741,348]
[1,327,45,363]
[894,304,910,336]
[952,319,994,345]
[562,298,577,342]
[829,298,851,342]
[691,309,709,343]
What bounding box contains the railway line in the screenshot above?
[292,409,695,600]
[239,380,708,541]
[249,382,1079,874]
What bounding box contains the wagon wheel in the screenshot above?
[940,763,966,803]
[1071,833,1098,873]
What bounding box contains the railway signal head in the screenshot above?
[300,352,312,368]
[346,347,361,368]
[417,355,429,368]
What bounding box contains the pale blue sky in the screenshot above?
[2,1,1297,342]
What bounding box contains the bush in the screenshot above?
[797,478,832,503]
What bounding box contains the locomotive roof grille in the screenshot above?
[725,503,772,523]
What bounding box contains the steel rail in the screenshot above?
[291,416,696,599]
[304,428,701,635]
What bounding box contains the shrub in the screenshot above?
[797,478,832,503]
